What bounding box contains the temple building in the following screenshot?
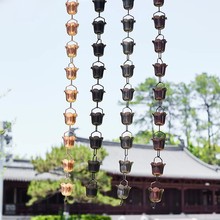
[3,137,220,216]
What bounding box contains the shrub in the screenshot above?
[31,214,111,220]
[81,214,111,220]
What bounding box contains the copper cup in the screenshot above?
[60,182,73,196]
[64,110,77,126]
[151,161,166,177]
[63,135,76,149]
[153,111,166,126]
[66,21,79,36]
[66,43,79,58]
[65,66,78,80]
[66,1,79,15]
[62,159,74,173]
[152,38,167,53]
[149,186,164,203]
[153,83,167,101]
[64,87,78,103]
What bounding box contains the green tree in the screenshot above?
[161,81,178,143]
[131,77,179,144]
[130,73,220,165]
[188,142,220,165]
[27,144,119,206]
[175,82,196,146]
[131,77,157,137]
[192,73,220,148]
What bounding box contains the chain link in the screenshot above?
[117,0,135,205]
[86,0,107,198]
[149,0,167,208]
[60,0,79,201]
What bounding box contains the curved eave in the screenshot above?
[77,137,220,180]
[3,167,61,182]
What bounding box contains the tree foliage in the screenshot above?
[132,73,220,165]
[130,77,157,134]
[27,144,119,206]
[192,73,220,147]
[31,214,111,220]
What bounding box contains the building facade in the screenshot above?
[3,138,220,216]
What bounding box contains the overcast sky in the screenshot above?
[1,0,220,157]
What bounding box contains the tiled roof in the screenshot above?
[3,137,220,181]
[77,137,220,180]
[3,159,61,182]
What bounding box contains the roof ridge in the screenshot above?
[76,136,183,151]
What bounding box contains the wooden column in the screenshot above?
[143,186,146,207]
[181,187,185,213]
[212,188,216,212]
[13,188,17,204]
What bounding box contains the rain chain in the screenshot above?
[60,0,79,200]
[116,0,135,205]
[148,0,167,207]
[86,0,107,198]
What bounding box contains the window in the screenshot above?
[5,188,14,204]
